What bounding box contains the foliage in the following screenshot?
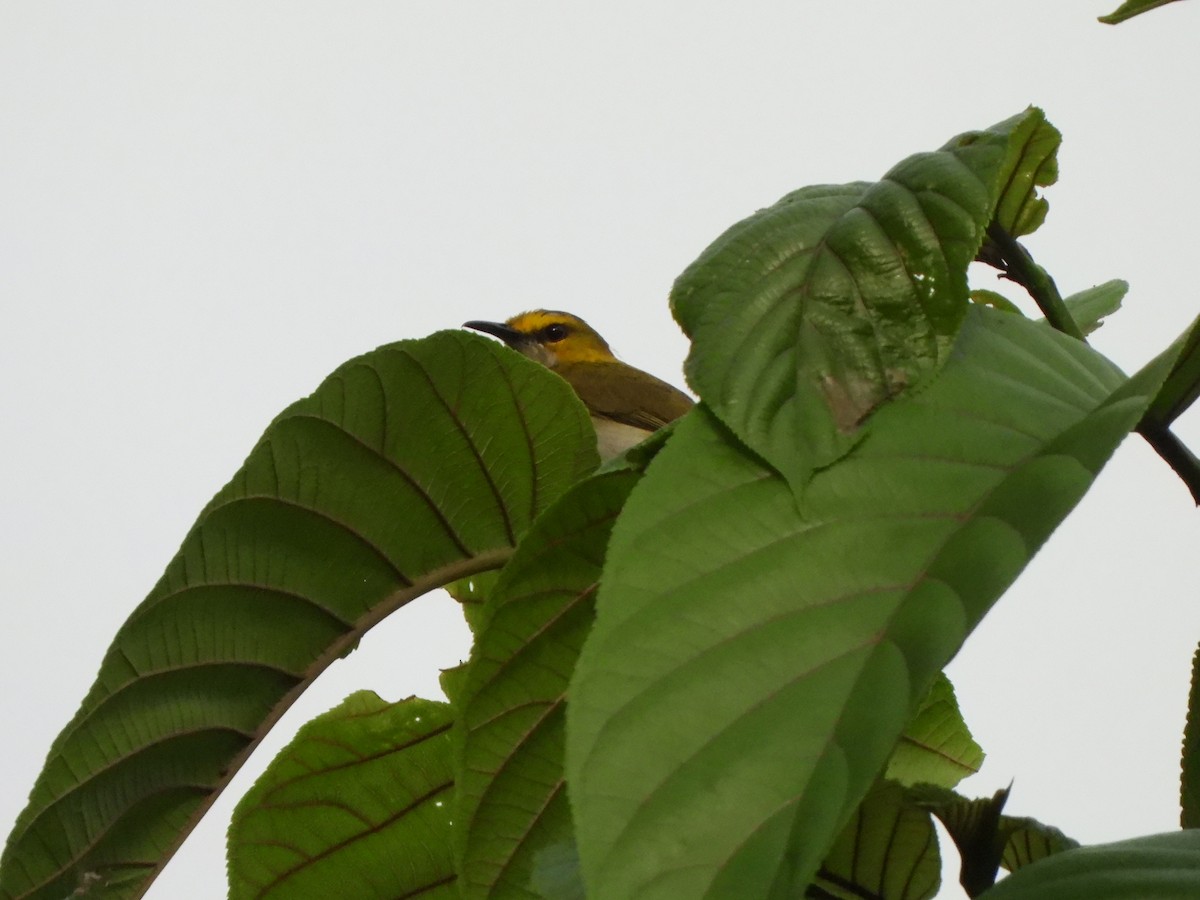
[226,693,457,899]
[3,9,1200,898]
[1100,0,1190,25]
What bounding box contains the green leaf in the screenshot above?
[566,305,1185,900]
[530,840,586,900]
[226,693,456,899]
[810,781,940,900]
[0,331,596,900]
[456,470,641,899]
[447,570,501,633]
[439,663,470,709]
[1060,280,1126,336]
[999,816,1079,874]
[917,785,1078,894]
[977,830,1200,899]
[671,108,1056,492]
[887,674,984,789]
[1183,642,1200,828]
[923,785,1011,896]
[970,290,1024,315]
[1145,314,1200,427]
[1100,0,1188,25]
[985,111,1059,239]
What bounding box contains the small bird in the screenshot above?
[464,310,693,460]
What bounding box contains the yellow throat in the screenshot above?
[463,310,694,460]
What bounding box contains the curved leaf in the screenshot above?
[0,331,596,900]
[227,692,455,900]
[671,109,1053,490]
[986,111,1059,239]
[566,306,1185,900]
[1000,816,1079,874]
[456,471,641,899]
[887,674,984,789]
[978,830,1200,900]
[530,840,585,900]
[811,781,940,900]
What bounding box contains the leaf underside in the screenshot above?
[0,331,596,900]
[811,781,940,900]
[887,673,984,789]
[455,471,641,899]
[226,692,457,900]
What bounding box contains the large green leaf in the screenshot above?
[456,470,641,899]
[566,306,1186,900]
[886,674,984,789]
[671,109,1056,491]
[0,331,596,900]
[227,692,456,899]
[977,830,1200,899]
[810,781,940,900]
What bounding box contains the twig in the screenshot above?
[979,224,1200,505]
[983,224,1084,340]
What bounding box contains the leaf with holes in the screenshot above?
[455,470,641,899]
[0,331,596,900]
[566,306,1189,900]
[671,109,1057,490]
[227,692,455,899]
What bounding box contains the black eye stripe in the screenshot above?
[541,324,569,342]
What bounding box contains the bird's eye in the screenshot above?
[542,324,569,342]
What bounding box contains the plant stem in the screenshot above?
[1137,421,1200,504]
[980,224,1200,505]
[983,224,1085,340]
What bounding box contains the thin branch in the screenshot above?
[979,225,1200,505]
[982,224,1084,341]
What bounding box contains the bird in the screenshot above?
[463,310,694,460]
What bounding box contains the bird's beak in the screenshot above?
[463,320,526,348]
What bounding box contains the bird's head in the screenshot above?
[463,310,616,368]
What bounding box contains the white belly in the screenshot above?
[592,416,654,461]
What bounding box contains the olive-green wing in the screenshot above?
[559,361,693,431]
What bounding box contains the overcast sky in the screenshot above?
[3,4,1200,897]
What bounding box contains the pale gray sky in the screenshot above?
[3,4,1200,897]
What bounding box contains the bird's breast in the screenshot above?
[591,415,655,461]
